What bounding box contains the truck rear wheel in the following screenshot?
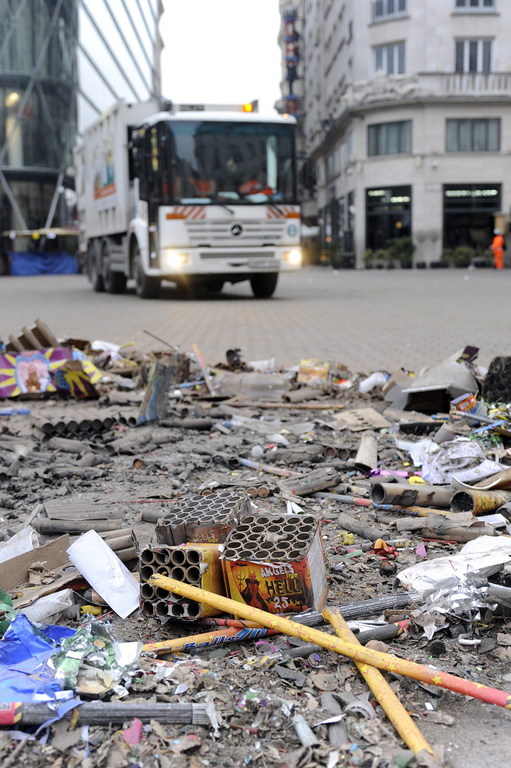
[250,272,278,298]
[132,244,160,299]
[88,243,104,292]
[102,242,127,294]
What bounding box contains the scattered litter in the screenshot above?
[0,330,510,767]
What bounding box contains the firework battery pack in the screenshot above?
[220,514,327,614]
[140,543,225,620]
[155,491,251,546]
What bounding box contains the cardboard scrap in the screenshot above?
[52,359,99,399]
[0,348,102,399]
[336,407,391,432]
[0,534,71,592]
[44,499,124,521]
[11,564,80,611]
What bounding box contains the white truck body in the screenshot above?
[75,99,301,299]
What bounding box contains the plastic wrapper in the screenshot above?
[53,619,141,695]
[21,589,74,624]
[0,527,39,565]
[414,439,504,484]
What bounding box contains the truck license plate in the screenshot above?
[248,258,275,269]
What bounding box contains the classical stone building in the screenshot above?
[280,0,511,265]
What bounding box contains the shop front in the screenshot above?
[443,184,501,251]
[365,186,412,250]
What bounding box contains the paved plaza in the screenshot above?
[1,267,509,373]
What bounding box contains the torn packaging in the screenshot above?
[394,350,479,413]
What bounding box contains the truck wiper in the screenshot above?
[215,201,235,215]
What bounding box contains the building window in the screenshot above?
[455,0,494,10]
[326,151,336,180]
[446,119,500,151]
[375,42,405,74]
[368,121,411,156]
[347,130,355,160]
[455,39,492,72]
[373,0,406,22]
[339,141,346,170]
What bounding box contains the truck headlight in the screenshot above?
[283,249,302,265]
[163,250,189,269]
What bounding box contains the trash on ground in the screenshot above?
[0,335,511,766]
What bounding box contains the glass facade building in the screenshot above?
[0,0,163,240]
[0,0,78,233]
[77,0,163,134]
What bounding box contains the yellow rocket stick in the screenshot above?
[323,609,438,763]
[148,574,511,710]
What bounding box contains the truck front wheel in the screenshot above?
[132,244,160,299]
[250,272,278,298]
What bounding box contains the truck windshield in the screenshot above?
[166,120,296,205]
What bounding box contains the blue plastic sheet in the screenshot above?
[8,251,78,276]
[0,615,75,702]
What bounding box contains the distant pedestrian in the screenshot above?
[491,228,505,270]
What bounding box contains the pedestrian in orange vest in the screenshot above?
[491,228,505,270]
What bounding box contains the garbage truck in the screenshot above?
[75,100,302,299]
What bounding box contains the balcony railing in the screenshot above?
[344,72,511,108]
[419,72,511,96]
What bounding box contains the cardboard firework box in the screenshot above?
[221,514,327,614]
[140,543,226,620]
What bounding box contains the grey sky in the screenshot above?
[160,0,282,114]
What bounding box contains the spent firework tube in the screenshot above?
[143,625,278,654]
[149,574,511,710]
[324,609,438,763]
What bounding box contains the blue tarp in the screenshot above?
[8,251,78,276]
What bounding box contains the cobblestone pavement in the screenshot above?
[1,267,509,372]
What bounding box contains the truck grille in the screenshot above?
[186,218,285,246]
